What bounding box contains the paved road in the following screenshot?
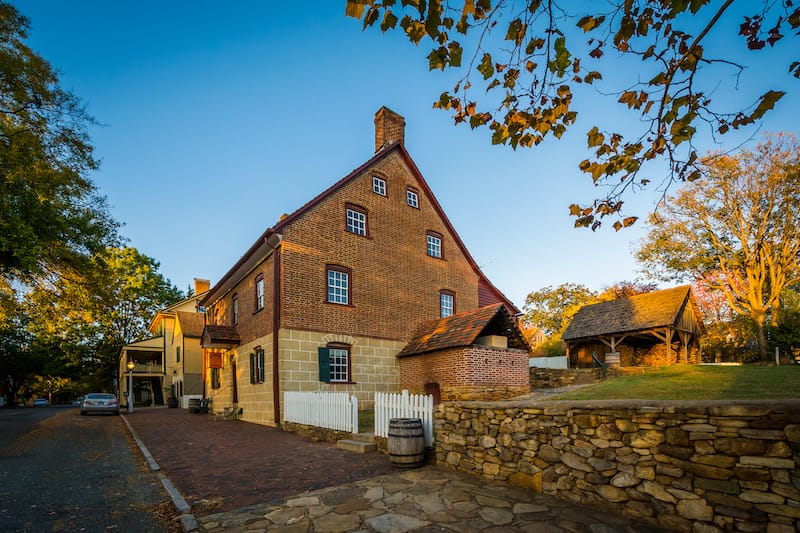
[0,406,177,532]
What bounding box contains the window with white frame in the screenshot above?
[318,344,350,383]
[326,266,350,305]
[232,293,239,324]
[346,205,367,236]
[329,346,349,382]
[427,231,442,258]
[440,290,455,318]
[372,176,386,196]
[255,275,264,311]
[406,188,419,208]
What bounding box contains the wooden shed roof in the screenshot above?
[562,285,704,341]
[201,325,241,349]
[397,304,530,357]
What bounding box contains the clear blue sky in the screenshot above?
[17,1,799,308]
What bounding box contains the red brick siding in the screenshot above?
[399,346,530,391]
[279,150,480,341]
[209,255,274,345]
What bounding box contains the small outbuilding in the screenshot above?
[397,304,531,401]
[562,285,705,368]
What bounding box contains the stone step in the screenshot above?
[337,439,377,454]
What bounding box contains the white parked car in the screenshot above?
[80,393,120,416]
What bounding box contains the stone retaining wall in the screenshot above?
[435,400,800,532]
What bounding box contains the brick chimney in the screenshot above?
[374,106,405,152]
[194,278,210,296]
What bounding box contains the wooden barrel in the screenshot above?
[388,418,425,468]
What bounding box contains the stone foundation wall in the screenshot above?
[281,421,351,444]
[439,385,529,402]
[436,400,800,532]
[529,368,604,389]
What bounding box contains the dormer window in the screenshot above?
[372,176,386,196]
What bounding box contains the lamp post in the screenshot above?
[126,360,135,414]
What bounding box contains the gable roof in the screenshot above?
[562,285,703,341]
[176,311,206,338]
[148,290,209,333]
[397,304,530,357]
[200,141,518,313]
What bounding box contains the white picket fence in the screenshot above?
[283,391,358,433]
[529,355,569,369]
[374,390,435,447]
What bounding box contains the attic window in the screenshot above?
[427,231,443,258]
[372,176,386,196]
[406,188,419,208]
[345,204,368,236]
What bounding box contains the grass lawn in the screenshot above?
[552,365,800,401]
[358,410,375,433]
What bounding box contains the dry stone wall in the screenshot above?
[435,400,800,532]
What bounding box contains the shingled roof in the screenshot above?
[201,325,241,349]
[397,304,530,357]
[562,285,703,341]
[176,311,206,338]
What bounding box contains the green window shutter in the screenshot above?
[249,353,255,384]
[258,349,265,383]
[318,347,330,382]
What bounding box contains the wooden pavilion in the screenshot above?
[562,285,705,368]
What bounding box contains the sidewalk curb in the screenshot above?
[121,414,200,532]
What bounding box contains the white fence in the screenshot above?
[529,355,569,369]
[374,390,435,447]
[283,391,358,433]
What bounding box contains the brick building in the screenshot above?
[199,107,519,426]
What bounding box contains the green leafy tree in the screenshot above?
[523,282,596,337]
[769,286,800,362]
[637,132,800,362]
[0,306,47,406]
[28,247,184,389]
[0,1,117,286]
[347,0,799,229]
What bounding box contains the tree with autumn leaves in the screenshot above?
[637,132,800,362]
[347,0,799,230]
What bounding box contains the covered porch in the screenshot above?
[119,337,166,407]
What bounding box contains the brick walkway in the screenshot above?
[125,407,394,516]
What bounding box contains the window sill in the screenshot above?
[324,301,355,308]
[252,307,264,315]
[326,381,357,385]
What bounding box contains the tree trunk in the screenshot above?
[755,319,769,362]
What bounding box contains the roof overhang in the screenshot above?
[201,233,282,307]
[201,325,241,349]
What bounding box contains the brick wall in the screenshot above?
[436,400,800,532]
[400,345,529,401]
[280,149,480,342]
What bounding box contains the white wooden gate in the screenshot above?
[374,389,434,447]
